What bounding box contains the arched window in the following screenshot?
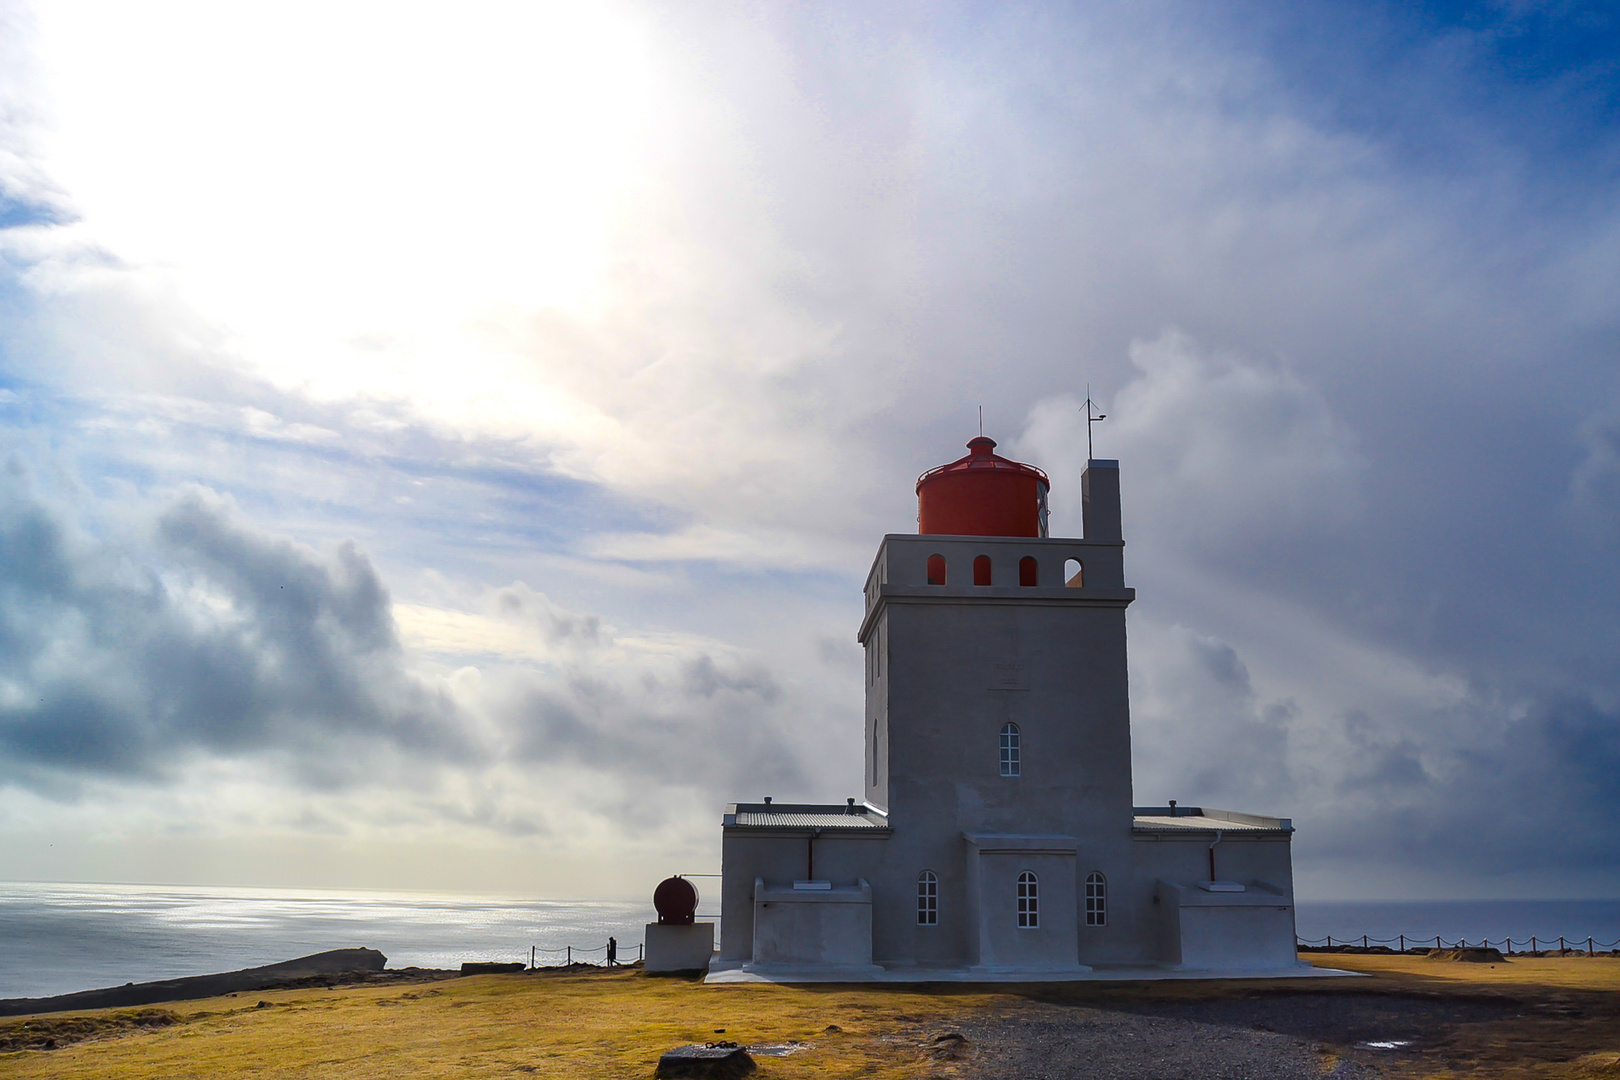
[1017,871,1039,928]
[1064,558,1083,588]
[1019,556,1038,587]
[917,871,938,925]
[973,554,992,586]
[999,723,1020,777]
[1085,871,1107,927]
[927,554,947,585]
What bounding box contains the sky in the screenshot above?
[0,0,1617,902]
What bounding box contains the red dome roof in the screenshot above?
[916,437,1050,537]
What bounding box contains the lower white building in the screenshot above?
[712,447,1301,979]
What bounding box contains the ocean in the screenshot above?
[4,881,1620,1000]
[1294,898,1620,951]
[0,881,651,1000]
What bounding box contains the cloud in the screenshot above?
[0,468,468,790]
[0,458,842,889]
[1018,330,1363,548]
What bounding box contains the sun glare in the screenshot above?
[30,0,656,408]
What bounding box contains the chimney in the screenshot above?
[1082,459,1121,541]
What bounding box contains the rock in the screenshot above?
[459,962,526,974]
[655,1043,757,1079]
[923,1032,973,1061]
[1426,947,1507,963]
[0,949,388,1017]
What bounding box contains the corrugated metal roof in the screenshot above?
[1132,815,1283,832]
[731,812,887,829]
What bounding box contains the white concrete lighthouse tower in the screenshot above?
[712,438,1301,981]
[857,441,1138,969]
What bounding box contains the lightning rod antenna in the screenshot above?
[1083,384,1107,461]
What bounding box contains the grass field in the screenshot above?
[3,955,1619,1078]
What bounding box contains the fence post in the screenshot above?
[1436,936,1441,949]
[1363,935,1368,949]
[1560,936,1566,953]
[1589,937,1594,956]
[567,946,571,965]
[1532,936,1537,953]
[1326,935,1332,948]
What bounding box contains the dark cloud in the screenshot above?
[0,469,468,791]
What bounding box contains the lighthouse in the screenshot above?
[710,439,1301,980]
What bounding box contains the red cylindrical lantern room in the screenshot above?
[916,436,1050,538]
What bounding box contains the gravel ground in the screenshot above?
[944,1003,1370,1080]
[921,992,1521,1079]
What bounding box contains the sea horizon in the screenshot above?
[4,879,1620,1001]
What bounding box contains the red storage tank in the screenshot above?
[917,436,1050,537]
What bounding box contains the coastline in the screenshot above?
[0,950,448,1018]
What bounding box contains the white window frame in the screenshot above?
[917,871,938,926]
[1000,723,1020,777]
[1085,871,1107,927]
[1017,870,1038,928]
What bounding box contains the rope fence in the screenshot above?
[526,942,646,968]
[1298,933,1620,955]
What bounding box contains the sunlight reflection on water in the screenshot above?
[0,881,648,999]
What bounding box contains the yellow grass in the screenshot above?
[0,970,1005,1079]
[1307,952,1620,993]
[6,955,1620,1079]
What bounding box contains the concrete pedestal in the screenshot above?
[645,922,715,973]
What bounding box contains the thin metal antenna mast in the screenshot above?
[1083,383,1107,461]
[978,405,983,437]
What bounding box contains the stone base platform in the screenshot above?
[704,960,1361,984]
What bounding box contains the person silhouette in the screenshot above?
[607,936,617,966]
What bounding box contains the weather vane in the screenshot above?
[1082,383,1107,461]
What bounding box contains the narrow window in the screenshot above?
[1017,871,1039,928]
[872,727,879,785]
[927,554,947,585]
[1019,556,1038,587]
[999,723,1020,777]
[917,871,938,925]
[1085,871,1107,927]
[973,555,992,586]
[1064,558,1083,588]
